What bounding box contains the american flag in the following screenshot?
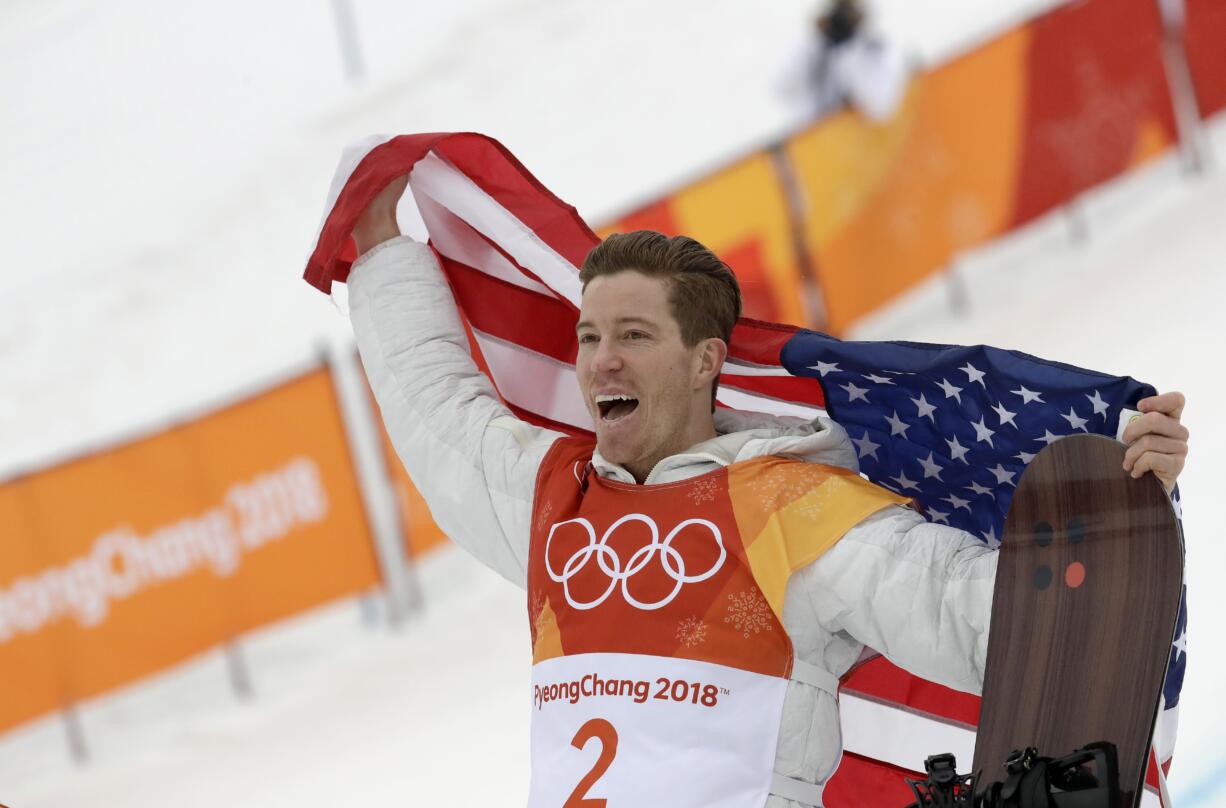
[304,132,1183,806]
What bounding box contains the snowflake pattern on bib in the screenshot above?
[724,589,774,639]
[687,477,719,506]
[676,616,708,648]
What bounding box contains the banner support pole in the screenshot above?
[1157,0,1209,175]
[322,339,420,626]
[61,702,88,764]
[224,639,253,700]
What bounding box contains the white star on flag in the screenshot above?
[1061,407,1089,432]
[889,471,921,492]
[911,394,937,422]
[885,411,910,437]
[852,431,881,460]
[865,373,895,385]
[810,361,841,377]
[946,436,970,463]
[937,378,963,403]
[1036,430,1063,446]
[1086,389,1109,417]
[841,382,869,403]
[991,401,1017,428]
[960,362,987,387]
[942,493,972,512]
[1015,450,1036,464]
[927,507,950,524]
[917,452,944,480]
[1012,385,1044,404]
[965,480,993,496]
[989,464,1016,486]
[971,417,996,446]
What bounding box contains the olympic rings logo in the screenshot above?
[544,514,726,611]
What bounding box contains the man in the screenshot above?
[347,175,1188,807]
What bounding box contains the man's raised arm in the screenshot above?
[347,176,564,588]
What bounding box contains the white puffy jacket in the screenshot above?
[348,236,998,807]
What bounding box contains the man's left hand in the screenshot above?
[1122,391,1188,494]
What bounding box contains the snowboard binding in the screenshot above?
[904,742,1120,808]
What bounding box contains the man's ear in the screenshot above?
[696,338,728,388]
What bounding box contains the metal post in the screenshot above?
[1156,0,1209,174]
[944,261,970,316]
[358,589,381,627]
[1065,198,1090,247]
[331,0,366,84]
[225,639,253,700]
[769,142,829,332]
[61,703,88,764]
[322,339,420,627]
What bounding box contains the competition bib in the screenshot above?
[526,438,906,807]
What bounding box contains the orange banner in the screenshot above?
[789,0,1175,333]
[601,150,814,328]
[786,29,1029,333]
[598,0,1177,336]
[0,368,380,732]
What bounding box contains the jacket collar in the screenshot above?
[589,409,860,485]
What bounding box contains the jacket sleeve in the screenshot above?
[346,236,565,588]
[800,505,997,694]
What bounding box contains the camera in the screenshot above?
[904,742,1120,808]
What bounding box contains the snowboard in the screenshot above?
[971,434,1184,807]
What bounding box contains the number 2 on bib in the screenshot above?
[563,718,618,808]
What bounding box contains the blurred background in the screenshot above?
[1,0,1223,804]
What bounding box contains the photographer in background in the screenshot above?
[779,0,909,123]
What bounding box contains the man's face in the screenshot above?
[576,271,711,476]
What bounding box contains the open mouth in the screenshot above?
[595,394,640,422]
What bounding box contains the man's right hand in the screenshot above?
[353,174,410,256]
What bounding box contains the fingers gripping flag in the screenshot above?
[304,132,1184,806]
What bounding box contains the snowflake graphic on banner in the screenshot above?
[724,589,773,639]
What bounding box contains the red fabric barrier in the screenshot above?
[1185,0,1226,118]
[1010,0,1177,227]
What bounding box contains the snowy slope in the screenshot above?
[2,0,1222,805]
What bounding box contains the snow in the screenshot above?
[1,0,1223,805]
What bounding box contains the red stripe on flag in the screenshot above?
[306,133,601,293]
[730,318,798,366]
[442,258,579,365]
[842,655,982,727]
[432,135,600,271]
[824,751,924,807]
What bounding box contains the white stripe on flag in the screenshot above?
[411,152,584,305]
[1153,700,1178,764]
[839,692,976,774]
[722,359,796,377]
[471,329,594,430]
[717,385,826,421]
[415,191,558,298]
